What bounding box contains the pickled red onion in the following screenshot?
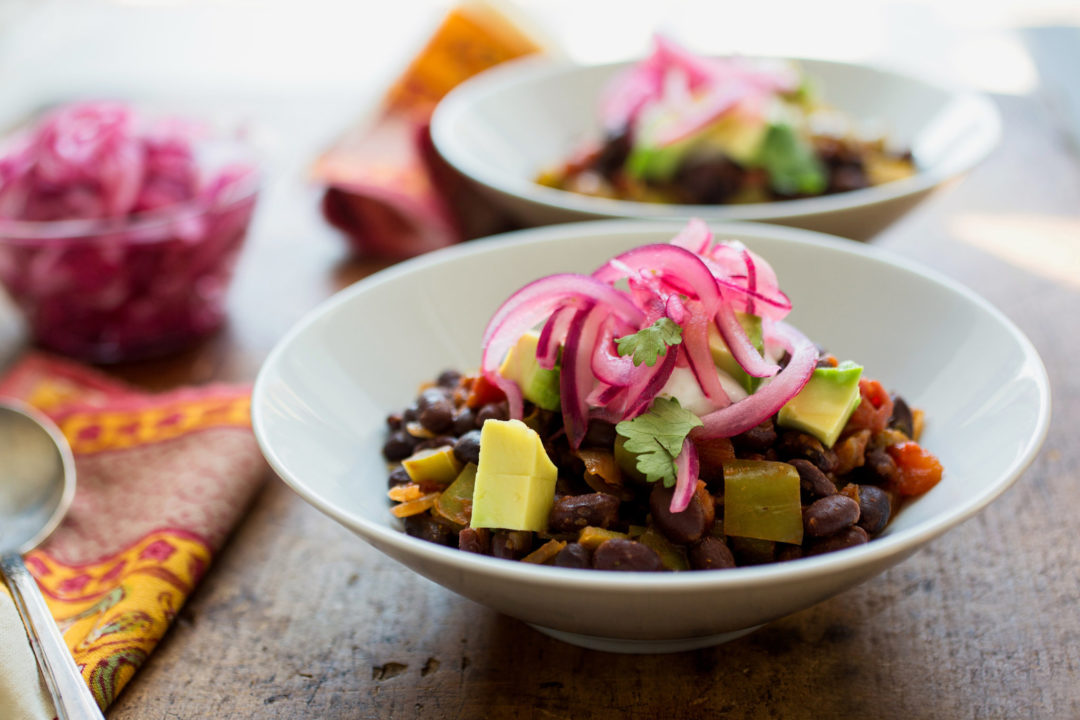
[695,321,816,439]
[670,439,701,514]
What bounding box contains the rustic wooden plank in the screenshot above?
[98,92,1080,719]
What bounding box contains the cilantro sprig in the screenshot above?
[615,397,702,487]
[615,318,683,367]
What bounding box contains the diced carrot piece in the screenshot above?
[886,442,943,496]
[388,483,424,502]
[465,374,506,409]
[521,539,567,565]
[390,492,440,518]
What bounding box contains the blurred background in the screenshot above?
[0,0,1077,358]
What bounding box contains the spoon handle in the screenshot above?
[1,553,105,720]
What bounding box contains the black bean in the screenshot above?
[689,537,736,570]
[591,131,632,178]
[413,436,455,453]
[491,530,532,560]
[863,446,899,484]
[889,395,915,438]
[582,420,616,448]
[650,483,714,545]
[419,398,454,433]
[804,495,861,537]
[382,430,417,461]
[728,536,776,565]
[790,459,837,498]
[417,387,451,411]
[451,408,477,436]
[476,401,509,426]
[776,544,803,563]
[673,155,744,204]
[403,515,454,546]
[458,527,490,554]
[856,485,891,535]
[554,542,592,569]
[733,419,777,453]
[807,526,869,556]
[548,493,620,533]
[829,164,870,194]
[437,370,462,388]
[403,404,419,422]
[386,413,403,431]
[453,430,482,466]
[387,466,411,488]
[592,539,663,572]
[777,431,838,473]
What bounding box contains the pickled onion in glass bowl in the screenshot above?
[0,101,259,363]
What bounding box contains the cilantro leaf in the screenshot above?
[615,397,703,487]
[756,123,826,196]
[615,318,684,367]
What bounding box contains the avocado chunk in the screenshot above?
[498,330,561,411]
[723,460,803,545]
[402,446,462,485]
[470,419,558,532]
[707,312,764,394]
[777,361,863,448]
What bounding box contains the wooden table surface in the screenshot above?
[12,91,1072,719]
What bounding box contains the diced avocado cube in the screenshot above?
[498,330,561,411]
[723,460,803,545]
[402,446,462,485]
[697,113,768,165]
[707,313,764,394]
[625,140,692,182]
[777,361,863,448]
[470,419,558,532]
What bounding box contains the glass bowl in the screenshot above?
[0,155,258,364]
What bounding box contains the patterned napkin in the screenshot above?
[0,354,266,718]
[312,2,546,259]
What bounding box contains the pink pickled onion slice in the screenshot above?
[623,346,679,418]
[591,314,636,387]
[537,304,575,370]
[681,312,730,407]
[481,273,645,418]
[696,320,816,438]
[561,304,606,449]
[593,244,721,312]
[670,438,700,514]
[665,294,687,324]
[714,298,778,379]
[651,82,749,148]
[669,217,712,254]
[741,246,757,316]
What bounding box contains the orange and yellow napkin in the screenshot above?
[0,354,266,718]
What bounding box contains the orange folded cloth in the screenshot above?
[0,354,266,716]
[313,2,545,259]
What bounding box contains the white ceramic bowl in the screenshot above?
[252,221,1049,653]
[431,57,1001,240]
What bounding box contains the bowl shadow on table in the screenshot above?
[438,584,933,720]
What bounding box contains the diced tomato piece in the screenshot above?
[465,374,506,409]
[886,442,943,496]
[845,379,894,434]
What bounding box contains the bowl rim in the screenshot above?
[253,219,1050,593]
[430,55,1002,222]
[0,172,259,243]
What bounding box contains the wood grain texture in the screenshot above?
[82,94,1080,719]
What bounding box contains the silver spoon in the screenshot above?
[0,400,104,719]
